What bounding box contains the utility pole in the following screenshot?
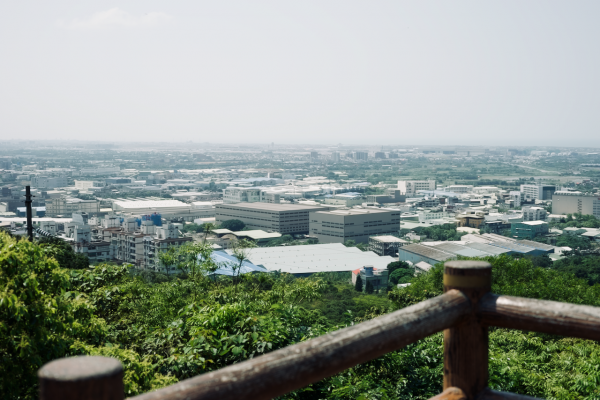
[25,185,34,241]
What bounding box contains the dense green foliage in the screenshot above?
[554,214,600,229]
[5,232,600,400]
[413,224,466,242]
[219,219,246,231]
[552,250,600,285]
[555,234,593,250]
[38,236,89,269]
[387,261,414,285]
[0,233,104,399]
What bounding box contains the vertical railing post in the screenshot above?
[38,356,124,400]
[443,260,492,399]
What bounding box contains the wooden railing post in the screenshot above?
[38,356,124,400]
[443,260,492,399]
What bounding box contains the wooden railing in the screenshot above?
[37,261,600,400]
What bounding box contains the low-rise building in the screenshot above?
[456,211,485,229]
[351,266,388,292]
[398,180,436,197]
[511,221,549,239]
[368,235,408,256]
[522,206,547,221]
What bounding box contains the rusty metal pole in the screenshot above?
[38,356,124,400]
[25,185,34,241]
[443,260,492,399]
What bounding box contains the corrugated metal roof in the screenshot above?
[400,244,455,262]
[225,243,395,274]
[463,242,510,256]
[517,239,556,252]
[433,242,491,258]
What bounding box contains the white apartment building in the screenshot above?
[398,180,436,197]
[509,191,522,208]
[222,187,280,204]
[46,197,100,217]
[143,224,192,271]
[522,206,547,221]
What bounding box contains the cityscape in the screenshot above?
[3,1,600,399]
[2,142,599,272]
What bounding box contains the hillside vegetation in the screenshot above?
[2,231,600,399]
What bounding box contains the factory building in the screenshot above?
[215,203,327,234]
[309,208,400,244]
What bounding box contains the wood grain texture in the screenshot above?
[130,290,470,400]
[429,387,467,400]
[479,294,600,340]
[39,356,124,400]
[476,388,542,400]
[443,261,492,400]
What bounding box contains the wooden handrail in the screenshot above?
[479,294,600,340]
[130,290,470,400]
[37,260,600,400]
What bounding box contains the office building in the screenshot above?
[552,191,600,218]
[520,184,556,201]
[215,203,327,234]
[32,175,68,189]
[398,180,436,197]
[522,206,547,221]
[309,208,400,244]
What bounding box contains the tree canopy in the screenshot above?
[219,219,246,231]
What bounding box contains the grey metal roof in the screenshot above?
[463,242,510,256]
[225,243,395,274]
[517,239,556,252]
[400,244,455,262]
[432,242,491,258]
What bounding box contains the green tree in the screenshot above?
[389,268,413,285]
[202,222,217,243]
[0,232,104,399]
[354,275,363,292]
[38,236,89,269]
[219,219,246,231]
[365,280,374,294]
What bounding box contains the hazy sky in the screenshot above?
[1,1,600,146]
